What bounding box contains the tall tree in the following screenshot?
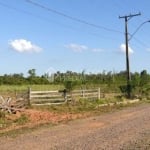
[28,69,36,78]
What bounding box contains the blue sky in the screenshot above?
[0,0,150,76]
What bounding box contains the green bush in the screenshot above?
[0,111,5,118]
[14,114,29,125]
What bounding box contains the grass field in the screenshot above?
[0,84,64,92]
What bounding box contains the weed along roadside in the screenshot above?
[0,96,142,136]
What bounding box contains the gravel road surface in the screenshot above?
[0,104,150,150]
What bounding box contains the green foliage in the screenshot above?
[140,70,150,88]
[32,97,137,115]
[63,80,78,92]
[14,114,29,125]
[0,113,29,130]
[28,69,36,78]
[0,112,10,129]
[0,119,7,129]
[0,111,5,118]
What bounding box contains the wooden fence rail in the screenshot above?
[28,88,101,105]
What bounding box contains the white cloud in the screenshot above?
[65,43,103,53]
[9,39,42,53]
[120,44,134,54]
[65,43,88,52]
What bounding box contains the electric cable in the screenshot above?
[26,0,123,34]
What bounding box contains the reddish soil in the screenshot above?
[1,109,87,133]
[24,109,84,123]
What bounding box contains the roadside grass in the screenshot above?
[0,111,10,129]
[14,114,29,125]
[0,98,144,137]
[0,122,55,138]
[0,113,29,131]
[31,98,107,113]
[31,97,140,114]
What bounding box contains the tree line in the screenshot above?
[0,69,150,97]
[0,69,150,86]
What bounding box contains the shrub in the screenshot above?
[14,114,29,125]
[0,111,5,118]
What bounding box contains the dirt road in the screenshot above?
[0,104,150,150]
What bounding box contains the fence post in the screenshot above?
[82,89,85,98]
[98,88,101,99]
[28,87,31,106]
[63,89,67,103]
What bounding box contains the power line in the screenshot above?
[26,0,123,34]
[132,36,150,49]
[0,2,121,42]
[1,1,149,50]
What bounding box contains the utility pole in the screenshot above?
[119,13,141,98]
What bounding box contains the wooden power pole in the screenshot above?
[119,12,141,98]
